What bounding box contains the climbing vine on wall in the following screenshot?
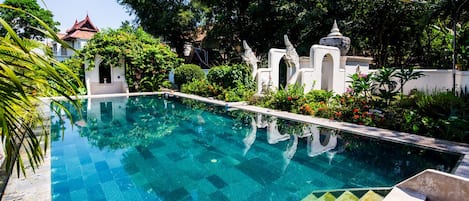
[70,26,181,92]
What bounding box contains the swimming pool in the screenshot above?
[51,95,461,201]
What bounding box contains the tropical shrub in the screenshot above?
[220,82,256,102]
[395,91,468,142]
[207,64,253,89]
[347,70,373,100]
[181,79,222,97]
[305,90,334,103]
[176,63,256,102]
[261,84,305,112]
[174,64,205,88]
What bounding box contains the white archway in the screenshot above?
[310,45,341,93]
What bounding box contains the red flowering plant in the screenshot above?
[261,83,305,112]
[335,68,379,126]
[332,93,376,125]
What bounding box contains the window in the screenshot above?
[60,46,67,56]
[99,62,112,84]
[52,44,57,54]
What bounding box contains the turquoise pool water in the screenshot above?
[51,95,460,201]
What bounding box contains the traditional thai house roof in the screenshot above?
[60,15,99,41]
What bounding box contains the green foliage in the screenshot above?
[0,0,60,40]
[161,80,173,89]
[119,0,469,69]
[392,91,469,142]
[347,71,373,100]
[261,84,305,112]
[207,63,253,89]
[62,56,86,94]
[220,83,256,102]
[181,79,221,97]
[174,64,205,88]
[180,63,255,102]
[71,27,181,92]
[117,0,200,54]
[0,5,81,176]
[372,67,399,106]
[305,90,333,103]
[395,67,425,93]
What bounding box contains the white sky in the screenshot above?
[40,0,134,33]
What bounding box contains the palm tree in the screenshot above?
[0,4,82,176]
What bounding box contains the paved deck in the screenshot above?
[2,91,468,201]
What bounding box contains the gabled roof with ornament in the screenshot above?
[60,15,99,41]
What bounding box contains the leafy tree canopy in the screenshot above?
[119,0,469,69]
[117,0,201,54]
[0,0,60,40]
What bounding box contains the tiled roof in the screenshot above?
[61,15,99,41]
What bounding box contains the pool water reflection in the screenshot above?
[50,95,461,201]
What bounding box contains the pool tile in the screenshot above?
[67,177,84,192]
[185,178,217,195]
[81,164,97,177]
[195,151,223,164]
[98,170,114,183]
[89,151,106,162]
[220,179,260,201]
[95,161,110,171]
[53,172,68,182]
[116,177,136,191]
[84,173,100,187]
[206,175,228,189]
[53,181,70,195]
[110,167,128,179]
[162,187,190,201]
[122,188,144,201]
[236,158,280,185]
[86,184,106,200]
[53,148,64,156]
[130,172,149,186]
[166,151,187,161]
[138,188,160,201]
[79,155,92,165]
[53,192,72,201]
[209,191,230,201]
[149,140,166,149]
[69,188,88,201]
[123,162,140,175]
[101,181,126,201]
[136,146,155,160]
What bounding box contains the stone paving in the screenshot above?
[2,91,468,201]
[2,149,51,201]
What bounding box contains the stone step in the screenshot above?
[382,187,426,201]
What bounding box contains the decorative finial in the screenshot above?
[243,40,251,51]
[284,35,293,48]
[328,20,342,37]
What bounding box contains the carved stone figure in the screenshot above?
[283,35,300,88]
[241,40,259,80]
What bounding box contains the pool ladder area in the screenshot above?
[302,187,392,201]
